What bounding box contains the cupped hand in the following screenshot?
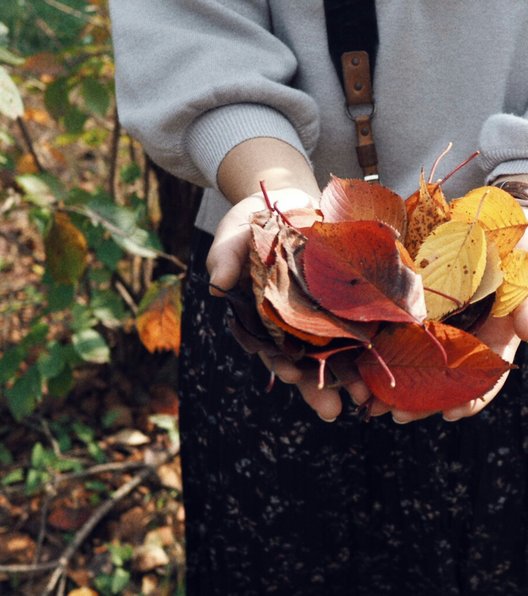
[207,187,357,422]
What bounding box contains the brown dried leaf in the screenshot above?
[404,172,451,259]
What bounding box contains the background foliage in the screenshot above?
[0,1,191,593]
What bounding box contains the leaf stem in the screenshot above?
[259,180,274,211]
[438,150,480,186]
[368,346,396,388]
[428,141,453,183]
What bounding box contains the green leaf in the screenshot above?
[47,365,74,397]
[0,65,23,119]
[25,468,48,495]
[73,421,94,443]
[64,105,88,134]
[120,162,141,184]
[0,346,24,383]
[31,442,46,468]
[71,303,97,331]
[111,567,131,594]
[16,173,58,206]
[1,468,23,486]
[81,77,110,116]
[45,77,69,120]
[21,321,49,349]
[95,238,123,270]
[72,328,110,363]
[37,342,66,379]
[91,290,126,327]
[6,366,43,421]
[109,543,134,566]
[85,196,161,258]
[66,187,92,205]
[46,282,75,312]
[0,443,13,465]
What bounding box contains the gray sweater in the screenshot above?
[110,0,528,235]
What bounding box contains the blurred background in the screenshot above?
[0,1,198,594]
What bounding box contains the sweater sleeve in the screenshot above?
[109,0,320,188]
[479,113,528,182]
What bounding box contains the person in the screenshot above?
[109,2,528,594]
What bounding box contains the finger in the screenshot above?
[391,408,438,424]
[206,197,266,294]
[259,353,303,385]
[442,315,520,421]
[297,370,343,421]
[345,377,371,406]
[513,298,528,341]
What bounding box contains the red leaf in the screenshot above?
[357,321,511,412]
[263,243,376,344]
[320,176,407,236]
[302,221,426,323]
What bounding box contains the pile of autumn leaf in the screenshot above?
[228,174,528,413]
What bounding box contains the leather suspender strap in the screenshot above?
[324,0,379,182]
[341,50,379,182]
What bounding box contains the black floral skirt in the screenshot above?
[178,228,528,596]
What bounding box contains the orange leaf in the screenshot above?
[44,212,88,284]
[357,321,511,412]
[16,153,38,175]
[320,175,407,236]
[24,107,52,125]
[136,277,182,354]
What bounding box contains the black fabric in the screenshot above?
[179,228,528,596]
[324,0,379,83]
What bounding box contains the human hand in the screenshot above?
[387,176,528,424]
[207,187,353,421]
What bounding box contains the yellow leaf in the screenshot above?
[136,278,182,354]
[44,212,88,284]
[415,219,487,320]
[470,240,503,304]
[450,186,528,258]
[67,588,98,596]
[492,249,528,317]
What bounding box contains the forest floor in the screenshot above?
[0,208,186,595]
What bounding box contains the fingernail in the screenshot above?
[392,415,410,424]
[317,413,337,423]
[442,414,461,422]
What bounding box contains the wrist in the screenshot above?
[493,176,528,207]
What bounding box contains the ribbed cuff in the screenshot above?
[479,113,528,179]
[486,159,528,184]
[186,103,309,189]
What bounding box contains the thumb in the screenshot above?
[206,196,265,295]
[513,298,528,341]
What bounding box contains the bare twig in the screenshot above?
[0,443,180,585]
[1,459,147,496]
[41,442,180,595]
[108,107,121,198]
[43,0,88,19]
[16,117,45,173]
[115,279,138,315]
